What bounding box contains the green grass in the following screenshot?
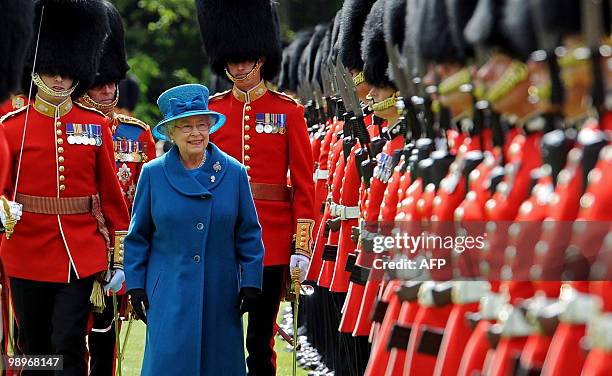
[117,303,307,375]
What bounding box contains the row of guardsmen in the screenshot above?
[0,0,154,375]
[277,0,612,375]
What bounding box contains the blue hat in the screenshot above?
[153,84,226,140]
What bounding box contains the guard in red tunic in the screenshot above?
[76,2,156,375]
[0,2,129,375]
[197,1,315,373]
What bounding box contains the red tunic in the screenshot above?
[209,81,315,266]
[0,98,129,282]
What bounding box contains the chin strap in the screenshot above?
[32,72,78,98]
[225,60,263,83]
[80,90,119,116]
[370,91,400,112]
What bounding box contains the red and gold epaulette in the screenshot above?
[0,106,28,123]
[269,89,300,105]
[115,113,150,130]
[209,89,231,102]
[74,101,106,117]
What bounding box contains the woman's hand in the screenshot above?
[239,287,262,316]
[128,288,149,324]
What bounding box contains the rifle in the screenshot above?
[336,60,378,188]
[385,42,421,141]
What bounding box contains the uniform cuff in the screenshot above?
[294,219,315,258]
[112,230,128,269]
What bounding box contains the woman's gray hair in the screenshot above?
[164,119,178,138]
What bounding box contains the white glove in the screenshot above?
[0,200,23,228]
[290,254,310,283]
[103,269,125,294]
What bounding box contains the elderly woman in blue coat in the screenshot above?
[124,84,264,376]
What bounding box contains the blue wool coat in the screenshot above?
[124,142,264,376]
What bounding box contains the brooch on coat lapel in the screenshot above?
[210,161,221,183]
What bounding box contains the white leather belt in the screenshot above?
[524,294,559,320]
[418,281,437,307]
[329,202,360,220]
[479,292,504,321]
[558,288,599,324]
[498,304,534,337]
[417,281,453,307]
[329,202,341,217]
[313,169,330,181]
[588,312,612,351]
[452,281,490,305]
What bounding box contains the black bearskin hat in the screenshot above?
[501,0,537,61]
[290,30,314,92]
[0,0,33,102]
[117,76,139,111]
[196,0,282,82]
[340,0,377,72]
[93,0,129,87]
[299,24,328,86]
[464,0,514,56]
[278,29,313,92]
[362,0,394,88]
[278,48,292,92]
[446,0,479,62]
[328,10,343,65]
[384,0,407,50]
[25,0,110,98]
[419,0,463,64]
[383,0,407,82]
[314,23,334,90]
[404,0,426,78]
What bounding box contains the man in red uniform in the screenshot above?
[0,1,129,375]
[77,2,156,375]
[197,1,315,374]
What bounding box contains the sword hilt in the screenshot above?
[1,197,16,240]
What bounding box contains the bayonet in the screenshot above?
[385,41,412,100]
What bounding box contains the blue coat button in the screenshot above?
[193,255,201,263]
[196,222,204,230]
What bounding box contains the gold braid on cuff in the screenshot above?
[294,219,315,258]
[112,231,128,269]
